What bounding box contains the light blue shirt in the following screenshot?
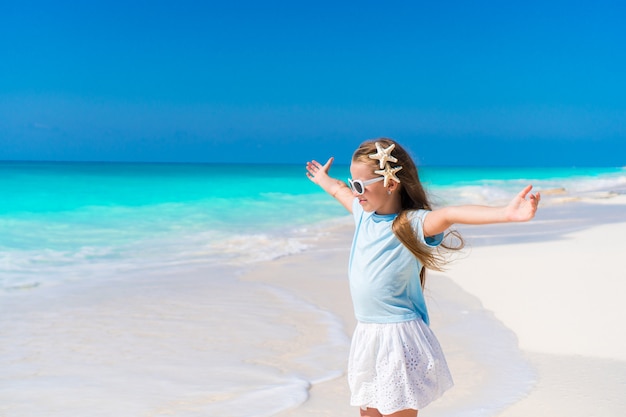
[349,198,443,325]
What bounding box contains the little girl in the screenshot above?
[305,138,540,417]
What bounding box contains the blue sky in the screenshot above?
[1,0,625,166]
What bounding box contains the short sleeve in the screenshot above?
[411,209,444,247]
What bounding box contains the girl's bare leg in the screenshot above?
[360,408,417,417]
[385,409,417,417]
[360,408,382,417]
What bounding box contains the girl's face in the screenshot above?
[349,161,401,214]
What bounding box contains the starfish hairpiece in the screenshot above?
[375,164,402,187]
[369,142,398,169]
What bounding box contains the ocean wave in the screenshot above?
[430,170,626,206]
[209,233,310,264]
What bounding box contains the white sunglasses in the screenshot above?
[348,177,384,195]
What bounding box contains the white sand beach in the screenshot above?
[242,193,626,416]
[447,195,626,417]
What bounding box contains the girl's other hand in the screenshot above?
[306,157,334,184]
[505,185,541,222]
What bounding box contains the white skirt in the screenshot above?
[348,319,453,414]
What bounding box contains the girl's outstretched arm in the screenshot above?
[423,185,541,237]
[306,157,354,213]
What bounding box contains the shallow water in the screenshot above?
[1,261,350,416]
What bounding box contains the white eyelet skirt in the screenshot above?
[348,319,453,414]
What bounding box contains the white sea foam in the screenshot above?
[0,225,317,291]
[208,233,310,263]
[430,171,626,207]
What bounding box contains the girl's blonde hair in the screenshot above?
[352,138,464,287]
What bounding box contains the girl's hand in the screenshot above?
[505,185,541,222]
[306,157,334,185]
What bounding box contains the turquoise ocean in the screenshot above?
[1,161,625,416]
[2,162,625,291]
[1,162,624,292]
